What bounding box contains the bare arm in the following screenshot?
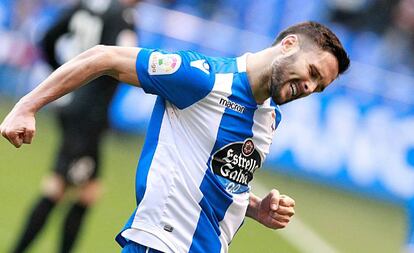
[0,45,141,147]
[22,45,141,113]
[246,190,295,229]
[246,192,263,219]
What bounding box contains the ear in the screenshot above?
[280,34,299,55]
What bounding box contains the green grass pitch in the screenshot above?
[0,99,406,252]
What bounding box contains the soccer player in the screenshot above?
[1,21,350,253]
[8,0,138,252]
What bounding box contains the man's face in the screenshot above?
[269,48,339,105]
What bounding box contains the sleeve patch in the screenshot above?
[148,52,182,75]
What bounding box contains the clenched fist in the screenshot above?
[0,103,36,148]
[247,189,295,229]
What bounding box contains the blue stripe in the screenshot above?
[189,72,256,253]
[207,56,238,73]
[116,96,165,247]
[115,207,137,246]
[188,171,232,253]
[270,100,282,129]
[275,107,282,128]
[135,48,154,94]
[188,170,227,253]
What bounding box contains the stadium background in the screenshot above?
[0,0,412,252]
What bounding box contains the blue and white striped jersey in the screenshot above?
[116,49,282,253]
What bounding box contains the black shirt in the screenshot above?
[41,0,136,127]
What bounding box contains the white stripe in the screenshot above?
[251,180,340,253]
[218,192,250,253]
[262,98,271,107]
[251,102,274,156]
[236,54,248,73]
[213,73,234,95]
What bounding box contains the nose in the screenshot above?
[302,81,317,95]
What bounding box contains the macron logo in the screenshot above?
[190,59,210,74]
[219,98,245,114]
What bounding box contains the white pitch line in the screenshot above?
[251,181,340,253]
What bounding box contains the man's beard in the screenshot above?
[269,56,295,105]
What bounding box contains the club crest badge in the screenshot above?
[148,52,181,75]
[242,139,255,157]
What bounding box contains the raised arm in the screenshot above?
[25,45,141,111]
[0,45,141,148]
[246,190,295,229]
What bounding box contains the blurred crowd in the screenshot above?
[0,0,413,98]
[328,0,414,73]
[0,0,414,100]
[0,0,75,97]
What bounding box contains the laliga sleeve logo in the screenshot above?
[148,52,182,75]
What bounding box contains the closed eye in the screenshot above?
[309,64,322,81]
[309,64,326,93]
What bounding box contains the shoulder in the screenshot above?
[136,49,219,109]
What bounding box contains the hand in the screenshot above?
[0,103,36,148]
[256,189,295,229]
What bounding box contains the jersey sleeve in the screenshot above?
[135,49,215,109]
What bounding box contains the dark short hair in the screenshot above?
[273,21,350,75]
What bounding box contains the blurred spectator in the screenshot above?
[9,0,139,252]
[381,1,414,253]
[327,0,397,34]
[380,0,414,73]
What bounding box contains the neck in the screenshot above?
[246,46,279,104]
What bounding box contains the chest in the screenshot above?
[169,91,277,159]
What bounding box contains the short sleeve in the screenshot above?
[136,48,215,109]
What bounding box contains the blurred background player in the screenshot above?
[10,0,138,252]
